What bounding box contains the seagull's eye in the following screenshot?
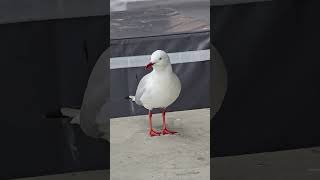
[159,58,162,60]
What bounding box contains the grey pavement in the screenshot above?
[14,107,320,180]
[111,108,210,180]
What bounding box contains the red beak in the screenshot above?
[145,62,154,70]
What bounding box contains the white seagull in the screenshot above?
[128,50,181,137]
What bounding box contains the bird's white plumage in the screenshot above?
[133,50,181,110]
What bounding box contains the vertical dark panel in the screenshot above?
[54,16,108,107]
[0,16,109,179]
[211,1,320,156]
[0,21,62,179]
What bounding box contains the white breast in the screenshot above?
[140,72,181,110]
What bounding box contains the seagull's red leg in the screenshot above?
[148,110,160,137]
[161,109,177,135]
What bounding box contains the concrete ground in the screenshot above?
[212,146,320,180]
[111,108,210,180]
[14,107,320,180]
[15,146,320,180]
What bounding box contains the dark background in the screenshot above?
[211,1,320,157]
[0,16,109,179]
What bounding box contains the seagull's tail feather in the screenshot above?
[125,95,135,102]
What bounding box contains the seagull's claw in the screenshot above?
[149,129,161,137]
[162,128,177,135]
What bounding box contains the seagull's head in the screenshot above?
[145,50,171,71]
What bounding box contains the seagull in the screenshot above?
[128,50,181,137]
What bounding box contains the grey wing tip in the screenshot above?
[124,96,130,100]
[125,96,136,102]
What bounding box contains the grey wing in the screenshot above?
[134,74,150,106]
[80,49,109,139]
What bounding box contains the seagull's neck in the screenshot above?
[153,64,172,74]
